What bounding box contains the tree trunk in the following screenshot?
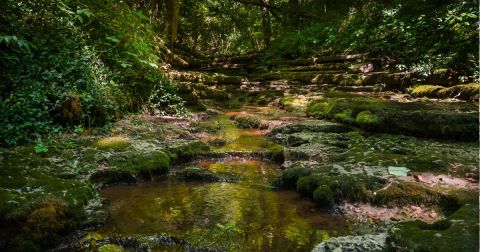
[166,0,180,46]
[261,0,271,48]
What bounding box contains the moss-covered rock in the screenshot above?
[387,192,478,252]
[372,182,453,208]
[411,83,480,101]
[438,83,480,100]
[122,151,170,179]
[166,141,210,162]
[313,185,335,208]
[94,136,130,150]
[334,109,355,124]
[297,175,328,197]
[89,169,136,185]
[355,110,379,129]
[306,92,478,141]
[274,166,312,189]
[410,85,444,98]
[231,115,262,129]
[2,197,73,251]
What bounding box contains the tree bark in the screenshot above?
[261,0,271,48]
[166,0,180,46]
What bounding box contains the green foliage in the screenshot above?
[34,141,49,154]
[268,0,479,75]
[0,0,185,146]
[146,77,186,115]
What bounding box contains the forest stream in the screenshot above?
[1,1,479,252]
[52,103,477,252]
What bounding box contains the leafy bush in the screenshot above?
[0,0,185,146]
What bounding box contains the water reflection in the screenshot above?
[99,160,348,251]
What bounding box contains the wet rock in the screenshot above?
[89,169,136,185]
[312,233,387,252]
[177,166,238,182]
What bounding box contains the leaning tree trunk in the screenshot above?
[261,0,271,48]
[166,0,180,46]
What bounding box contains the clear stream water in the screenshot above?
[95,107,349,251]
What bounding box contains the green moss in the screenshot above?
[232,115,262,129]
[411,83,480,101]
[2,197,74,251]
[274,166,312,189]
[313,185,335,208]
[355,110,379,128]
[334,109,355,124]
[306,91,478,141]
[438,83,480,100]
[263,147,285,164]
[387,192,479,252]
[94,136,130,150]
[122,150,170,178]
[279,96,309,112]
[166,141,210,162]
[372,182,449,208]
[410,85,444,98]
[89,169,136,185]
[296,175,329,197]
[98,244,125,252]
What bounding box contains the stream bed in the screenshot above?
[96,159,348,251]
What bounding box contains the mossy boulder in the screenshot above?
[95,136,130,150]
[122,151,170,179]
[438,83,480,100]
[411,83,480,101]
[23,198,70,241]
[355,110,379,129]
[387,192,478,251]
[273,166,312,189]
[334,109,355,124]
[3,198,73,251]
[231,115,262,129]
[313,185,335,208]
[410,85,444,98]
[372,182,453,208]
[166,141,210,163]
[89,169,136,185]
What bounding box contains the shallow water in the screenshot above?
[98,159,348,251]
[200,106,292,152]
